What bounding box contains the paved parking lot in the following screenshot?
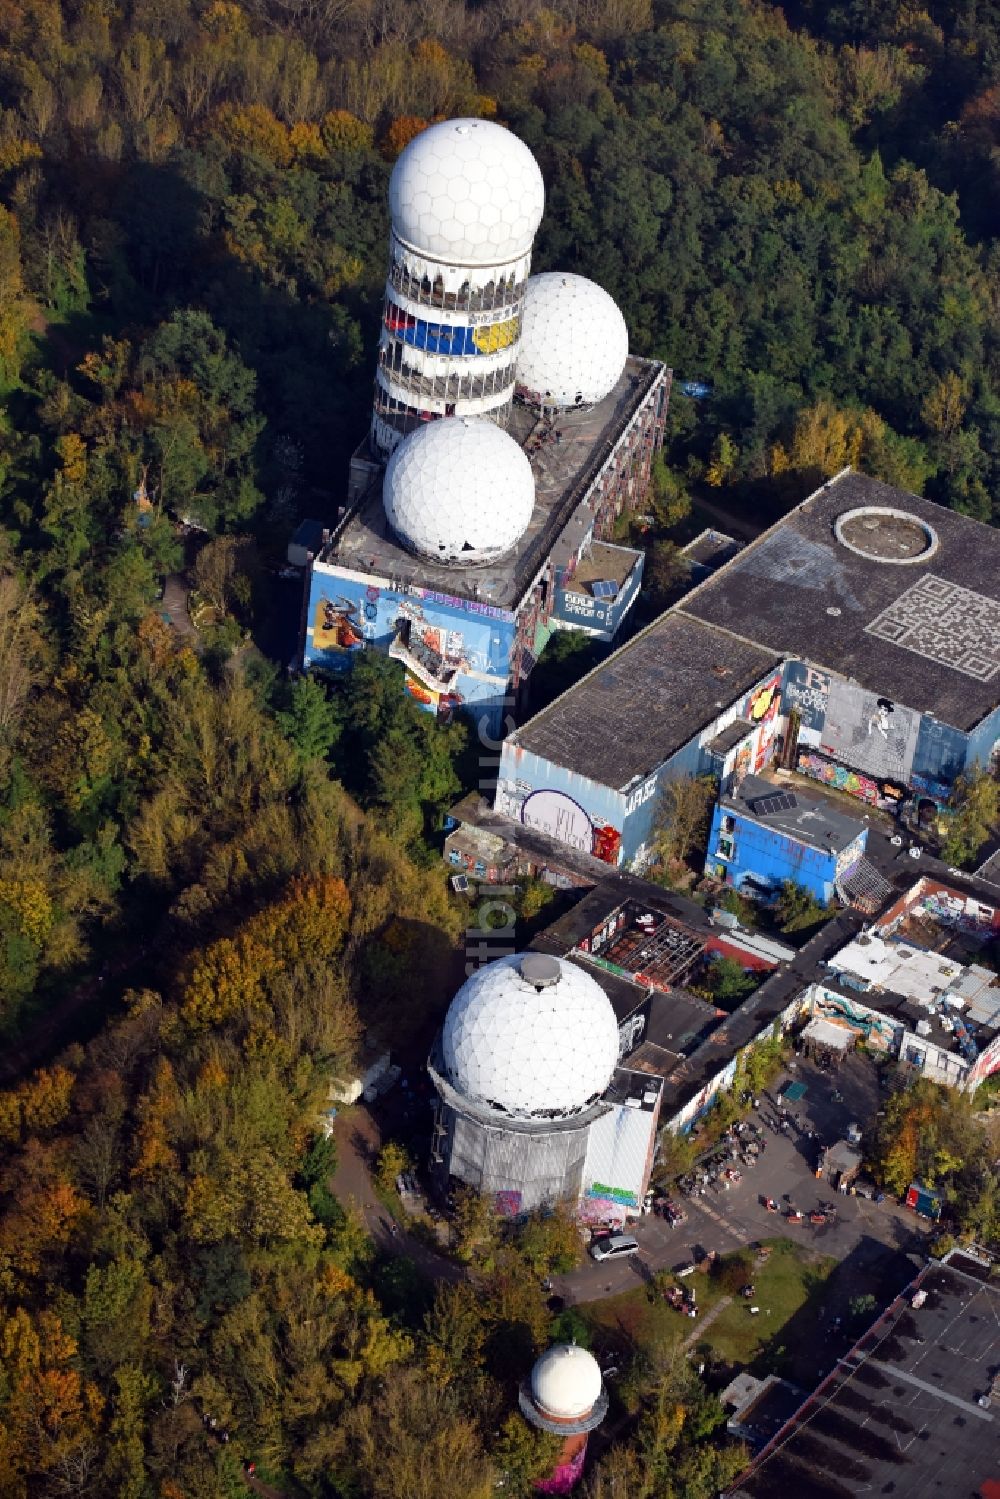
[555,1055,929,1303]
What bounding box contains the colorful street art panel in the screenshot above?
[796,749,909,810]
[385,305,518,357]
[494,1189,523,1218]
[304,567,517,729]
[782,661,831,736]
[820,680,920,784]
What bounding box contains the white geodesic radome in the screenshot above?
[383,418,535,565]
[389,119,545,267]
[531,1344,604,1421]
[516,273,629,408]
[441,954,620,1118]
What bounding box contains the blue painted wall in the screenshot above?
[965,701,1000,775]
[704,804,867,905]
[550,552,645,642]
[304,562,516,737]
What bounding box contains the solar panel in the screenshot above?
[591,579,619,600]
[519,647,537,676]
[751,792,797,817]
[451,874,470,893]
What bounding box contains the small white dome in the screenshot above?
[389,118,545,267]
[441,954,619,1118]
[516,273,629,408]
[383,419,535,565]
[531,1344,603,1421]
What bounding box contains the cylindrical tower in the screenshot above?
[518,1343,608,1493]
[372,118,546,459]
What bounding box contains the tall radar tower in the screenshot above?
[372,118,545,458]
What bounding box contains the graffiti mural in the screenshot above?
[517,788,623,865]
[797,750,881,806]
[385,303,518,357]
[495,1190,523,1218]
[304,565,516,730]
[820,680,920,783]
[782,661,831,738]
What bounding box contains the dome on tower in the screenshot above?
[516,273,629,408]
[389,118,545,266]
[441,953,620,1118]
[531,1344,604,1422]
[383,418,535,566]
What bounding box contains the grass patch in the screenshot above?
[574,1239,837,1377]
[575,1268,728,1359]
[698,1239,837,1369]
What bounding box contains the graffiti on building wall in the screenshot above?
[797,750,881,805]
[518,788,623,865]
[495,1190,523,1218]
[747,676,781,726]
[536,1442,588,1496]
[835,835,865,886]
[305,568,516,726]
[820,681,920,783]
[782,661,831,739]
[797,749,911,813]
[814,989,898,1050]
[618,1010,647,1060]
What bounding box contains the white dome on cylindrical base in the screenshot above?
[383,418,535,566]
[516,273,629,408]
[389,119,545,266]
[441,953,619,1118]
[531,1344,604,1421]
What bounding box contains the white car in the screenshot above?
[589,1233,640,1262]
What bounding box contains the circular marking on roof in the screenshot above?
[834,506,939,564]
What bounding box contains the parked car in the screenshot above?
[589,1233,641,1262]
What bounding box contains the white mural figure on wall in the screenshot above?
[867,698,893,741]
[821,680,920,783]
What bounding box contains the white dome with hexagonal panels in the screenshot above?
[516,273,629,408]
[389,118,545,267]
[383,417,535,566]
[441,953,620,1119]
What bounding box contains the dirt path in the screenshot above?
[162,572,199,640]
[683,1293,732,1351]
[331,1106,462,1283]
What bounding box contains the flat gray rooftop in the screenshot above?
[513,611,780,788]
[724,773,867,854]
[730,1257,1000,1499]
[323,355,662,611]
[684,471,1000,732]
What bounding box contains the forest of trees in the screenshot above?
[3,0,1000,1492]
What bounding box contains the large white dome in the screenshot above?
[383,418,535,565]
[389,119,545,267]
[441,953,619,1118]
[516,273,629,408]
[531,1344,604,1421]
